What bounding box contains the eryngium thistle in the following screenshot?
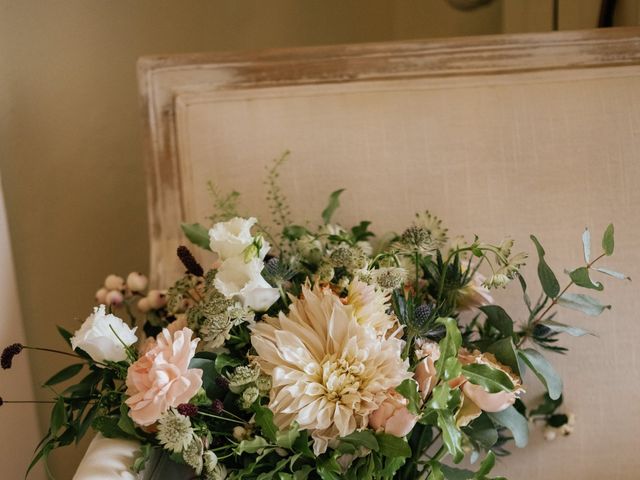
[415,304,434,326]
[177,245,204,277]
[1,343,23,369]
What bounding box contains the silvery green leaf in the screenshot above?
[569,267,603,291]
[488,406,528,448]
[542,319,592,337]
[602,223,614,256]
[582,228,591,263]
[518,348,563,400]
[557,293,611,316]
[595,267,630,281]
[530,235,560,298]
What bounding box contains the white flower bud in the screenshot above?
[147,289,167,309]
[137,297,151,313]
[126,272,148,292]
[95,287,109,304]
[104,274,125,291]
[105,290,124,306]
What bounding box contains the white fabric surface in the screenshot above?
[73,434,139,480]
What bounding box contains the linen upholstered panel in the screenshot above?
[139,28,640,478]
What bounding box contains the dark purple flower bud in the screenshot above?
[211,399,224,414]
[177,403,199,417]
[1,343,23,370]
[215,376,229,390]
[177,246,204,277]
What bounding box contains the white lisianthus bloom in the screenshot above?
[70,305,137,364]
[209,217,269,261]
[214,257,279,311]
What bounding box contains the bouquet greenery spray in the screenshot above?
[1,156,628,479]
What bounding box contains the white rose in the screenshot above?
[214,257,279,311]
[71,305,138,364]
[209,217,269,261]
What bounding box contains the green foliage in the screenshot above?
[265,151,292,227]
[517,349,562,400]
[181,223,212,251]
[557,292,610,316]
[530,235,560,298]
[602,223,614,255]
[321,189,345,225]
[461,364,515,393]
[206,180,242,224]
[488,406,528,448]
[43,363,84,386]
[395,379,421,414]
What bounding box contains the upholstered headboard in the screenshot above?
[139,28,640,478]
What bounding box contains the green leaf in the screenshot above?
[479,305,514,339]
[321,189,345,225]
[253,405,278,442]
[487,338,522,377]
[43,363,84,386]
[488,406,528,448]
[188,357,218,397]
[50,397,67,437]
[461,364,514,393]
[376,433,412,458]
[341,430,379,452]
[427,461,445,480]
[462,414,498,449]
[282,225,310,241]
[275,422,300,449]
[395,379,421,414]
[518,349,562,400]
[92,415,125,438]
[237,436,269,454]
[475,451,496,478]
[569,267,603,291]
[214,353,242,372]
[117,404,139,438]
[317,455,342,480]
[436,411,464,463]
[581,228,591,263]
[180,223,212,251]
[56,326,73,347]
[530,235,560,298]
[557,293,611,316]
[541,319,591,337]
[435,317,462,380]
[595,267,630,281]
[602,223,614,256]
[530,393,563,416]
[440,465,474,480]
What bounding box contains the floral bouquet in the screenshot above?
[1,158,628,479]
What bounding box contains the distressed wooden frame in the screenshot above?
[138,27,640,286]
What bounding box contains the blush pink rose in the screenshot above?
[369,390,418,437]
[125,327,203,426]
[414,339,440,401]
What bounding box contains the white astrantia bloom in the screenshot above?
[70,305,137,364]
[214,257,279,312]
[251,284,411,455]
[209,217,269,261]
[156,409,194,454]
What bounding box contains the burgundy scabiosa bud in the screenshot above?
[177,246,204,277]
[211,399,224,414]
[1,343,23,369]
[0,396,3,406]
[177,403,199,417]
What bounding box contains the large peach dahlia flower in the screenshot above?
[250,284,411,455]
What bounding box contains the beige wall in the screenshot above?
[0,1,637,479]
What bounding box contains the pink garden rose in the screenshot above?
[125,327,203,426]
[414,338,440,401]
[369,390,418,437]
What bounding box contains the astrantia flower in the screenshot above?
[344,279,396,336]
[125,327,203,426]
[250,284,411,455]
[184,436,205,475]
[70,305,137,364]
[157,408,194,453]
[415,211,448,249]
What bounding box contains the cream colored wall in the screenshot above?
[0,1,638,479]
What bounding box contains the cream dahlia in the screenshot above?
[344,279,396,336]
[250,284,411,455]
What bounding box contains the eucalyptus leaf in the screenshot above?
[517,349,562,400]
[530,235,560,298]
[43,363,84,386]
[557,293,611,316]
[488,406,528,448]
[461,364,515,393]
[541,319,592,337]
[569,267,603,291]
[581,228,591,263]
[180,223,211,251]
[321,189,345,225]
[602,223,614,256]
[595,267,630,281]
[487,338,522,377]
